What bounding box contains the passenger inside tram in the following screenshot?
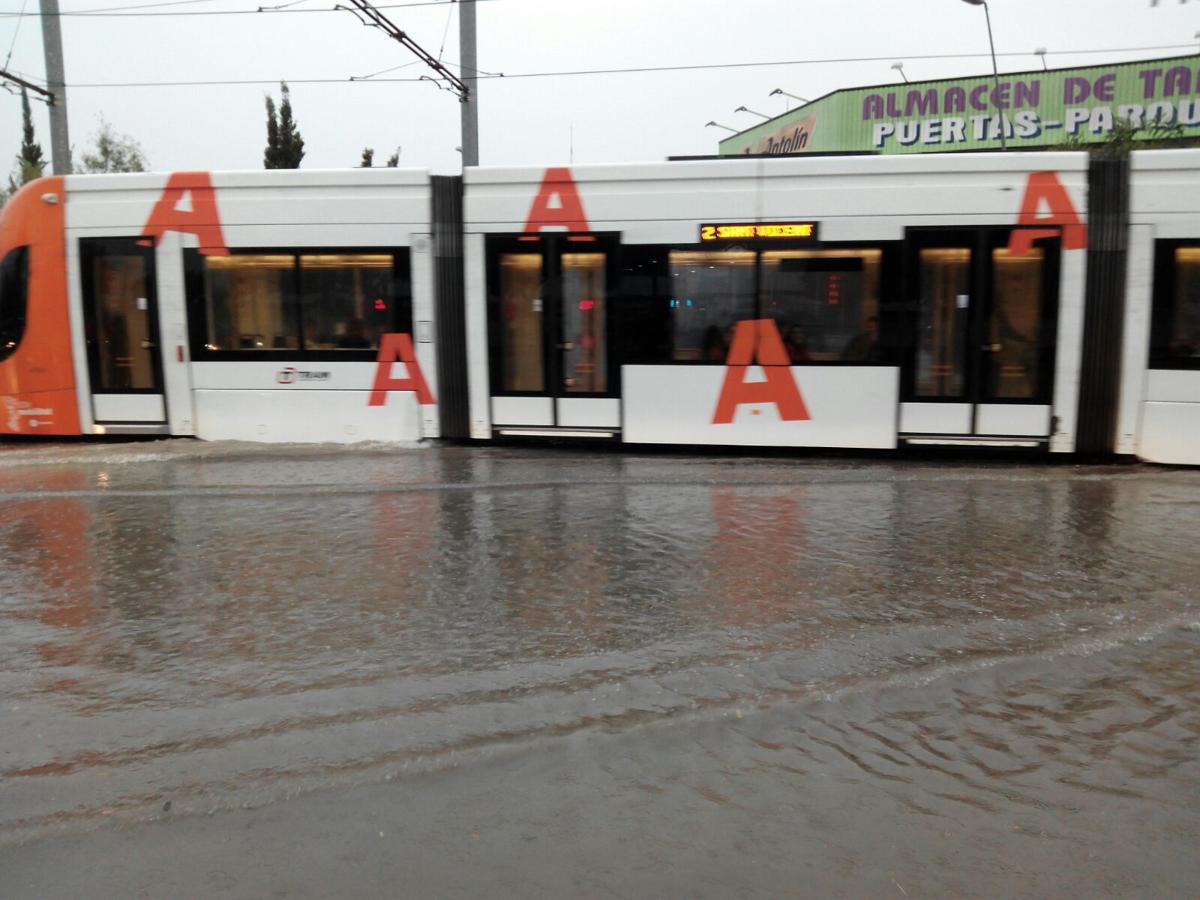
[336,318,372,349]
[783,323,812,363]
[840,316,880,361]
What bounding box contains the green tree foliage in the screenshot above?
[16,87,46,184]
[264,82,305,169]
[2,88,48,205]
[264,96,281,168]
[1050,117,1200,157]
[360,147,374,167]
[386,147,400,168]
[79,118,149,174]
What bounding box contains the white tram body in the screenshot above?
[2,169,437,443]
[463,153,1091,453]
[1123,151,1200,464]
[1,150,1200,463]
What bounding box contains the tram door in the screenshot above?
[488,234,621,435]
[903,230,1060,442]
[80,238,168,429]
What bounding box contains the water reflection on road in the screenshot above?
[0,441,1197,890]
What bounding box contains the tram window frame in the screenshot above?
[1149,240,1200,370]
[0,245,30,364]
[184,246,412,361]
[615,240,902,367]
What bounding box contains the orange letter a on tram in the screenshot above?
[369,334,436,406]
[712,320,810,425]
[1008,171,1087,257]
[523,167,590,233]
[142,171,229,256]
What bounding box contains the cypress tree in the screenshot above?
[17,87,46,184]
[264,95,281,169]
[360,148,374,167]
[276,82,305,168]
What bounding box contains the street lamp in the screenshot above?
[891,61,909,83]
[961,0,1007,150]
[1034,47,1048,71]
[706,121,739,134]
[770,88,810,104]
[734,105,771,120]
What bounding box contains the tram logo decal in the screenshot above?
[141,171,229,256]
[713,320,811,425]
[1009,171,1087,256]
[370,333,435,406]
[276,368,331,384]
[524,167,591,233]
[4,397,55,432]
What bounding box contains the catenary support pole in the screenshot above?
[459,0,479,167]
[980,2,1006,150]
[39,0,72,174]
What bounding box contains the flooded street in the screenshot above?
[1,441,1198,897]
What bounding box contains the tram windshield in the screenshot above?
[0,245,29,363]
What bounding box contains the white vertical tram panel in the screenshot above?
[62,190,95,434]
[1049,245,1087,453]
[1116,224,1154,456]
[464,232,491,438]
[154,232,195,435]
[409,233,440,439]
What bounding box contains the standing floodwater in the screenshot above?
[0,442,1198,897]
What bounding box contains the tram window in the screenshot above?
[300,254,406,351]
[0,245,29,364]
[561,253,607,392]
[667,250,756,362]
[916,247,970,397]
[200,254,297,352]
[989,247,1044,399]
[760,250,881,362]
[1153,246,1200,367]
[498,252,545,391]
[616,247,672,365]
[88,250,159,391]
[187,248,411,358]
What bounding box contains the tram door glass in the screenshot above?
[81,238,162,394]
[561,253,607,393]
[916,247,970,398]
[988,247,1044,400]
[491,235,617,401]
[498,251,545,392]
[909,231,1059,433]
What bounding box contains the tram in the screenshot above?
[0,150,1197,464]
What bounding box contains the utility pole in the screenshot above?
[39,0,72,173]
[458,0,479,167]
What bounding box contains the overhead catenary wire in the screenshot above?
[28,42,1200,90]
[337,0,467,97]
[4,0,28,69]
[0,0,483,15]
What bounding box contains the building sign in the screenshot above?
[700,222,819,241]
[718,53,1200,156]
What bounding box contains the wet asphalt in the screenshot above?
[0,441,1197,898]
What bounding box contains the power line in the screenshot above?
[42,43,1200,90]
[4,0,29,69]
[0,64,53,99]
[339,0,467,97]
[0,0,480,15]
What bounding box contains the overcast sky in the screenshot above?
[1,0,1198,179]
